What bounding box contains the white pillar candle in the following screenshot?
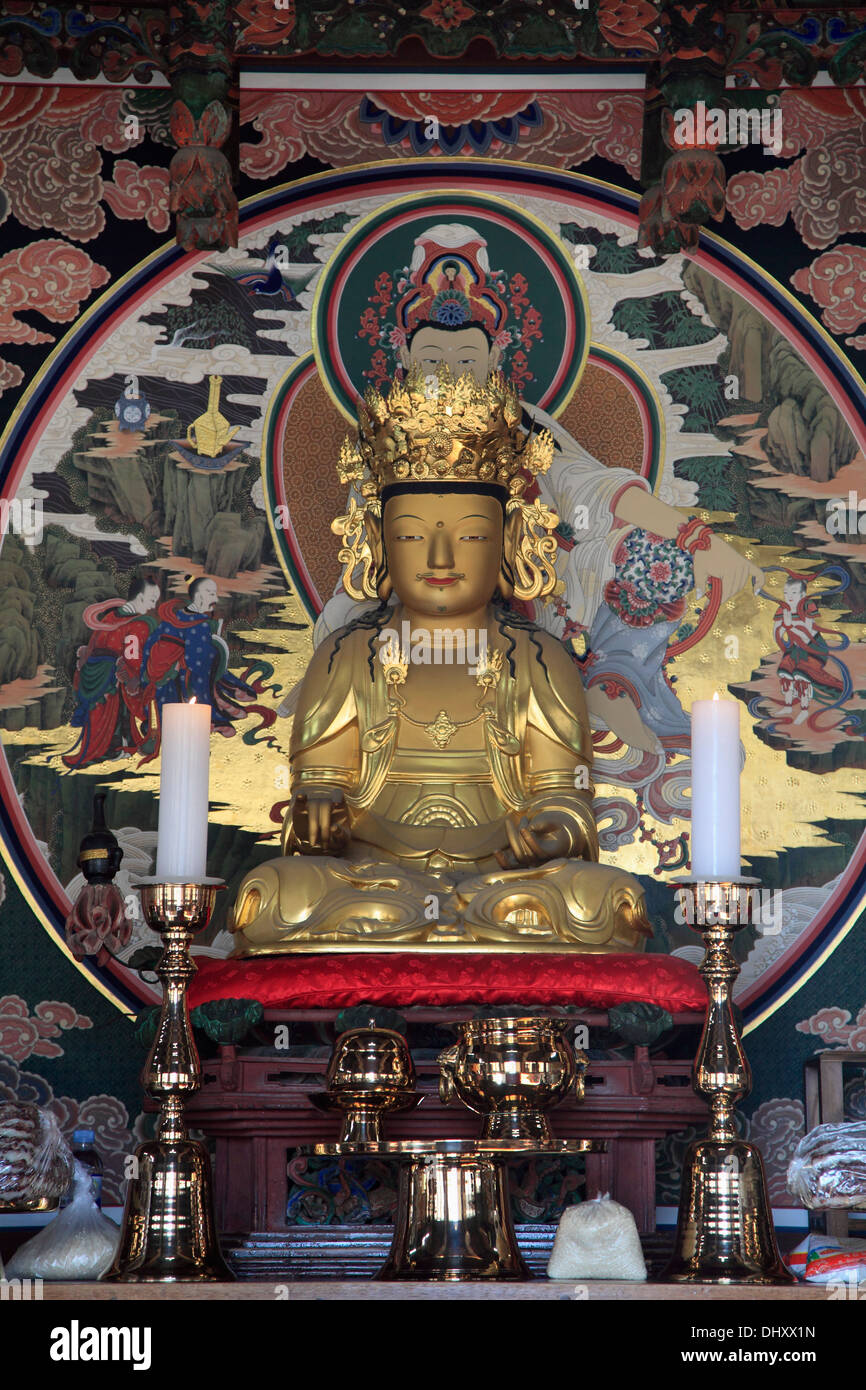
[155,700,211,881]
[690,693,741,880]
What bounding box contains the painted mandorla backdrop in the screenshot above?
[0,84,865,1213]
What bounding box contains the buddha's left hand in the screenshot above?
[289,791,350,854]
[498,811,573,868]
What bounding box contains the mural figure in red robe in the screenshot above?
[140,576,262,744]
[63,577,160,768]
[774,576,845,723]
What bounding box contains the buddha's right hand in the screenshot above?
[497,802,591,868]
[287,790,350,855]
[498,811,562,867]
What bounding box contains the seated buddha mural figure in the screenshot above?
[230,365,651,954]
[310,218,762,844]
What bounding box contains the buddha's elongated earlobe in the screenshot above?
[498,507,521,598]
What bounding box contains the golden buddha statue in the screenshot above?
[231,366,651,954]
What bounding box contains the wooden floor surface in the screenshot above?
[40,1280,828,1301]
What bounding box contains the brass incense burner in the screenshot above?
[314,1025,419,1143]
[438,1016,585,1143]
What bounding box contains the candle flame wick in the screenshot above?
[189,697,197,705]
[712,691,719,702]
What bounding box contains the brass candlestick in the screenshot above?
[103,880,232,1282]
[661,879,793,1284]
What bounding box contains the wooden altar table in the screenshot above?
[185,1006,707,1242]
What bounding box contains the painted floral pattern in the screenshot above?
[605,528,692,627]
[420,0,476,30]
[235,0,297,47]
[239,91,644,181]
[598,0,660,54]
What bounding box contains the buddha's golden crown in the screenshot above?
[337,364,554,503]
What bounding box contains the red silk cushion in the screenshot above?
[189,952,706,1012]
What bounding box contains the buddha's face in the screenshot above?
[401,326,501,385]
[383,491,504,618]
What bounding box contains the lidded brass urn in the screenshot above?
[438,1016,586,1143]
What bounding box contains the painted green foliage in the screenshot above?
[675,455,738,512]
[613,293,717,350]
[559,223,664,276]
[661,365,727,429]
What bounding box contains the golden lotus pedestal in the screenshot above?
[308,1139,602,1281]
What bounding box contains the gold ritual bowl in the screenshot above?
[319,1026,418,1143]
[438,1016,585,1143]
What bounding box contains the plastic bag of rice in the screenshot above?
[547,1194,647,1281]
[6,1161,119,1281]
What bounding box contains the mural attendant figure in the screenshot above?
[773,575,845,723]
[140,576,259,743]
[63,577,161,768]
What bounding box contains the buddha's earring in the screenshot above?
[507,497,562,602]
[332,498,380,600]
